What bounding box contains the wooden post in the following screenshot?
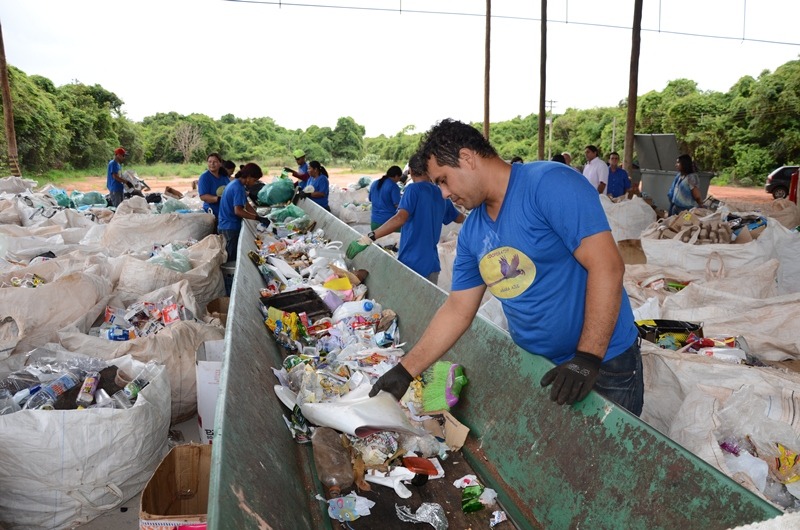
[483,0,491,140]
[0,21,20,176]
[538,0,547,160]
[623,0,644,193]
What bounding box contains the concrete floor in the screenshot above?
[79,415,202,529]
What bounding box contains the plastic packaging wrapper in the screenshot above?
[395,502,448,529]
[147,250,192,273]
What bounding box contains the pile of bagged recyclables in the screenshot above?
[243,211,508,526]
[0,175,229,528]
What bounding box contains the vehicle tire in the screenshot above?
[772,187,788,199]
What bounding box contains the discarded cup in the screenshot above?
[112,390,132,409]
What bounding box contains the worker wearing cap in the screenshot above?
[107,147,127,207]
[284,149,310,185]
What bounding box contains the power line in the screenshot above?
[223,0,800,48]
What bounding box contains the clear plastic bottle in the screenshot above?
[23,372,82,410]
[311,427,353,498]
[122,361,159,401]
[331,300,382,323]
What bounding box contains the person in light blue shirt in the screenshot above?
[667,154,703,215]
[368,166,403,230]
[217,163,270,262]
[106,147,127,207]
[369,119,643,417]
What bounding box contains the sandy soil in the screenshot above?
[62,170,773,204]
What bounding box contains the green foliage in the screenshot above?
[6,59,800,185]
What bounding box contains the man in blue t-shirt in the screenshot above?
[369,119,643,416]
[606,152,631,198]
[106,147,127,207]
[348,154,464,283]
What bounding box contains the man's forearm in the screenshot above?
[577,267,622,359]
[400,288,483,376]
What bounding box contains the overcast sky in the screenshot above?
[1,0,798,137]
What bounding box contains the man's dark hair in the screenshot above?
[416,118,498,169]
[408,153,427,176]
[585,145,599,154]
[609,151,619,158]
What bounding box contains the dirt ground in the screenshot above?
[62,169,773,204]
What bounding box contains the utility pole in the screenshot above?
[483,0,491,139]
[546,99,556,160]
[537,0,547,160]
[0,21,20,176]
[611,117,617,153]
[623,0,644,193]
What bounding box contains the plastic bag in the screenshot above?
[147,251,192,273]
[48,188,72,208]
[356,176,372,189]
[77,191,108,206]
[160,197,190,213]
[268,204,306,222]
[257,178,296,206]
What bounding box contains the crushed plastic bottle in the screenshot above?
[311,427,354,498]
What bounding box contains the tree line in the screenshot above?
[2,58,798,185]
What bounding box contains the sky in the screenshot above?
[1,0,799,138]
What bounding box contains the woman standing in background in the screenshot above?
[368,165,403,230]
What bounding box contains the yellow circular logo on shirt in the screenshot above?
[479,246,535,299]
[216,185,226,197]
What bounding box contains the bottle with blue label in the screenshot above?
[23,371,82,410]
[331,300,382,323]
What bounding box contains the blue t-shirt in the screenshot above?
[307,174,330,209]
[369,178,401,226]
[107,159,123,193]
[397,181,460,277]
[607,167,631,198]
[451,161,637,365]
[217,179,248,231]
[198,170,230,217]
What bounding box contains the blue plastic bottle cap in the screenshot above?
[363,301,373,311]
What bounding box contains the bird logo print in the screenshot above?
[479,246,535,299]
[487,254,525,287]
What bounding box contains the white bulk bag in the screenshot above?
[0,356,170,530]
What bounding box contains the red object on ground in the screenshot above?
[789,168,798,204]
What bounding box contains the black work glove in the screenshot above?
[540,351,602,405]
[369,363,414,401]
[256,215,271,226]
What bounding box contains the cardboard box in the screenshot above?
[140,444,210,530]
[196,340,225,444]
[206,297,229,327]
[163,186,184,200]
